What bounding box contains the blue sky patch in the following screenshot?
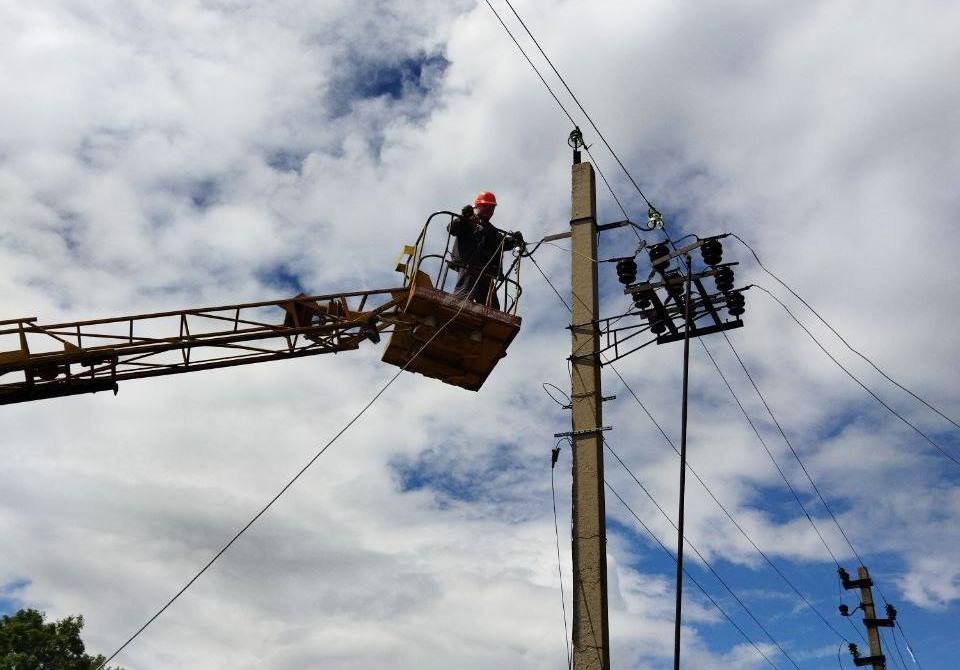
[256,263,307,295]
[0,578,30,615]
[327,51,449,118]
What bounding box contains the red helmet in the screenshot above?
[474,191,497,207]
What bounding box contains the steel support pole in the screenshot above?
[673,255,693,670]
[569,161,610,670]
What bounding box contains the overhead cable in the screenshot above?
[605,481,781,670]
[552,440,573,670]
[481,0,636,232]
[499,0,659,214]
[754,285,960,470]
[696,338,843,566]
[532,249,850,643]
[604,440,804,670]
[733,233,960,432]
[719,332,865,563]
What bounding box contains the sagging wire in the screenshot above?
[481,0,634,233]
[697,337,843,566]
[605,481,781,670]
[535,259,852,645]
[604,440,803,670]
[732,233,960,432]
[552,438,573,670]
[754,284,960,470]
[94,237,512,669]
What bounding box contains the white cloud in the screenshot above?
[1,1,957,668]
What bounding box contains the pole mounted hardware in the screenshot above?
[839,567,873,590]
[568,126,586,165]
[849,643,887,668]
[553,426,613,439]
[561,394,616,410]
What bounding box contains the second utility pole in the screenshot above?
[569,158,611,669]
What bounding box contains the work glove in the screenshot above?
[460,204,474,219]
[511,230,525,245]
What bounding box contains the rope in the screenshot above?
[552,441,573,670]
[95,240,508,669]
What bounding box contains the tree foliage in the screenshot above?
[0,609,121,670]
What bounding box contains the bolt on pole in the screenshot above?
[569,160,611,670]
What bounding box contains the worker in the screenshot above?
[448,191,524,309]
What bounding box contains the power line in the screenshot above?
[696,337,843,566]
[552,440,573,670]
[604,440,803,670]
[481,0,632,226]
[727,288,933,666]
[499,0,658,214]
[608,364,852,643]
[732,233,960,432]
[754,284,960,470]
[605,481,781,670]
[532,250,851,643]
[719,331,864,564]
[95,240,510,669]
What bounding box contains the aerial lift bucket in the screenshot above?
[381,237,522,391]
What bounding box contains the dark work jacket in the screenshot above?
[448,214,518,277]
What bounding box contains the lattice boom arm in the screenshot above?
[0,288,407,405]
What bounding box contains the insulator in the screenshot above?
[650,318,667,335]
[886,604,897,620]
[616,258,637,285]
[838,604,850,617]
[632,289,652,310]
[726,291,745,317]
[700,238,723,266]
[648,243,671,272]
[714,266,734,293]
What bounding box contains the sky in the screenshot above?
[1,1,958,668]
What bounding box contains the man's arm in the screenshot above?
[447,205,474,236]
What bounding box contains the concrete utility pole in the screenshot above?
[858,566,886,670]
[569,159,611,669]
[840,565,897,669]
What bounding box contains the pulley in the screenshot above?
[714,266,734,293]
[616,258,637,286]
[700,238,723,266]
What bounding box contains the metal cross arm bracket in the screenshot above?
[622,262,739,294]
[839,567,874,590]
[553,426,612,438]
[562,394,616,409]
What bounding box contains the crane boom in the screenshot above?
[0,211,527,404]
[0,288,405,405]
